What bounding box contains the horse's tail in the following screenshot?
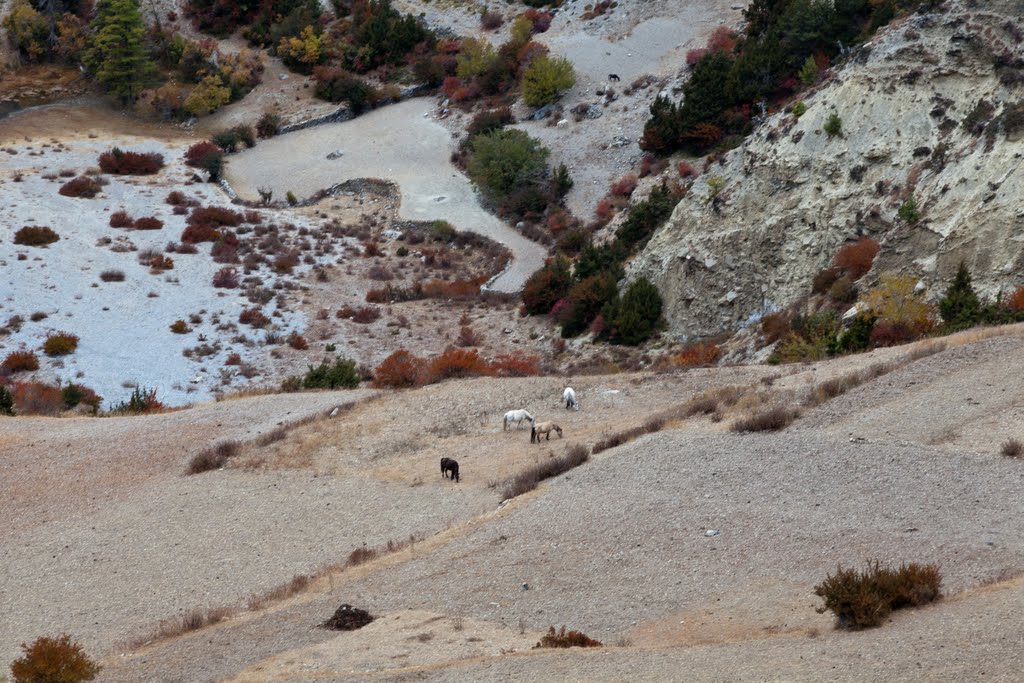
[530,426,536,443]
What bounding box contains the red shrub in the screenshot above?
[429,347,493,381]
[1007,285,1024,312]
[287,332,308,350]
[337,305,381,323]
[109,210,134,228]
[669,341,721,368]
[372,350,429,388]
[148,254,174,271]
[212,267,239,288]
[272,251,299,273]
[594,198,615,223]
[12,380,64,415]
[239,308,270,328]
[188,206,242,227]
[98,148,164,175]
[686,47,708,66]
[547,210,571,235]
[677,161,695,178]
[166,191,187,206]
[610,174,638,197]
[442,76,463,99]
[210,239,239,263]
[869,320,917,347]
[2,350,40,373]
[225,352,242,365]
[680,123,724,149]
[181,224,220,243]
[522,8,552,32]
[58,176,102,198]
[14,226,60,246]
[638,154,667,178]
[707,26,737,53]
[362,240,382,257]
[134,216,164,230]
[490,352,540,377]
[184,141,222,167]
[833,237,880,281]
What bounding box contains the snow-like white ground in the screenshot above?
[0,136,326,407]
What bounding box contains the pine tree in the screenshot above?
[86,0,156,103]
[610,277,664,346]
[939,262,981,330]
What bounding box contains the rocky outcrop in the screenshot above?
[629,0,1024,339]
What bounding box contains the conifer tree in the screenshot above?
[939,262,981,330]
[86,0,156,102]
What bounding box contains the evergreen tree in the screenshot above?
[0,384,13,416]
[86,0,156,102]
[609,277,663,346]
[939,262,981,330]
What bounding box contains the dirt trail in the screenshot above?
[224,98,547,292]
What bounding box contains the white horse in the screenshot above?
[503,409,535,431]
[563,387,579,411]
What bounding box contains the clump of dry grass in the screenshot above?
[186,440,240,474]
[592,419,666,455]
[814,560,942,630]
[502,445,589,499]
[1001,439,1023,458]
[731,406,800,433]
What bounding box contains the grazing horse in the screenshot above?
[531,422,563,443]
[503,409,535,431]
[440,457,460,482]
[563,387,579,411]
[608,73,621,82]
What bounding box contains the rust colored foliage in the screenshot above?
[10,633,100,682]
[490,352,540,377]
[11,381,65,416]
[668,341,720,368]
[833,237,880,281]
[534,626,602,649]
[2,350,40,373]
[1007,285,1024,312]
[429,347,493,381]
[58,176,102,198]
[98,148,164,175]
[109,211,134,228]
[14,226,60,246]
[372,350,429,389]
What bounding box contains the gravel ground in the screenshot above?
[223,98,546,293]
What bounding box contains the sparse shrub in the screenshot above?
[480,9,503,29]
[301,357,360,389]
[13,226,60,246]
[170,320,190,334]
[165,190,189,206]
[824,112,843,138]
[10,633,100,683]
[97,147,164,175]
[42,331,79,356]
[189,206,243,228]
[60,383,101,412]
[833,237,879,281]
[490,352,540,377]
[109,210,134,228]
[814,561,942,630]
[609,174,637,197]
[534,625,602,649]
[109,386,164,414]
[148,254,174,271]
[187,440,240,474]
[862,273,935,338]
[372,350,428,388]
[286,191,298,206]
[239,308,271,328]
[792,101,807,118]
[10,380,64,415]
[134,216,164,230]
[467,107,514,138]
[456,325,482,347]
[731,406,799,432]
[1001,439,1023,458]
[287,331,308,349]
[2,350,39,374]
[898,196,920,224]
[429,347,493,381]
[677,161,695,178]
[256,111,281,138]
[99,270,125,282]
[212,267,240,288]
[503,445,589,499]
[58,176,102,198]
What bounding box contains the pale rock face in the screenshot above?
[628,0,1024,339]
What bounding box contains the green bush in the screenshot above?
[824,111,843,137]
[792,100,807,118]
[814,560,942,630]
[605,277,664,346]
[938,262,981,331]
[0,384,13,415]
[467,129,550,203]
[897,195,920,224]
[521,53,576,107]
[301,357,360,389]
[521,257,572,315]
[256,111,281,138]
[616,182,679,251]
[560,272,618,338]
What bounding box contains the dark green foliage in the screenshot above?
[616,182,679,251]
[301,357,361,389]
[897,196,920,223]
[212,125,256,152]
[256,111,281,138]
[604,277,664,346]
[573,242,625,282]
[824,111,843,137]
[61,383,85,409]
[521,257,571,315]
[0,384,13,416]
[814,560,942,629]
[109,386,162,414]
[466,107,513,138]
[830,312,876,354]
[313,67,373,112]
[467,129,550,203]
[86,0,157,102]
[350,0,429,70]
[552,163,573,197]
[938,262,981,331]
